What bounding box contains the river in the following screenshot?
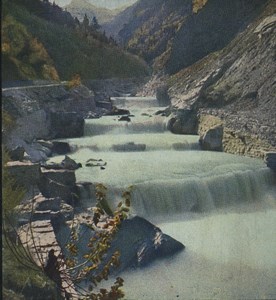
[51,97,276,299]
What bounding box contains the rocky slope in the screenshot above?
[107,0,267,74]
[139,1,276,157]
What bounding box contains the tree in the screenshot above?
[83,13,89,29]
[91,16,101,31]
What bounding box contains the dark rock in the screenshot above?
[14,194,74,225]
[199,125,223,151]
[85,159,107,167]
[118,116,131,122]
[30,141,52,157]
[61,155,82,170]
[112,142,146,152]
[96,101,113,110]
[38,168,77,204]
[37,140,54,150]
[156,85,171,106]
[5,161,41,188]
[85,111,101,119]
[154,107,171,117]
[9,146,25,161]
[167,109,198,134]
[52,141,71,155]
[264,152,276,172]
[41,155,81,170]
[105,107,131,116]
[55,215,184,275]
[49,112,84,139]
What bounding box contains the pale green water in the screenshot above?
[63,133,200,151]
[53,97,276,299]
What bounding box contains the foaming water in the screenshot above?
[50,149,276,216]
[121,209,276,300]
[110,96,159,108]
[60,133,200,152]
[84,106,168,136]
[51,97,276,299]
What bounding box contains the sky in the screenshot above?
[53,0,137,9]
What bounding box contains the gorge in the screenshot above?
[2,0,276,299]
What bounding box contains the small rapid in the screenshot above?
[51,96,276,299]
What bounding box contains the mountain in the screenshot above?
[167,0,276,150]
[107,0,268,74]
[84,0,137,10]
[2,0,149,81]
[54,0,137,9]
[64,0,120,24]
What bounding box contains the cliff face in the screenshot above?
[108,0,267,74]
[166,0,266,74]
[168,1,276,150]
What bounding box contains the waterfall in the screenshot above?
[130,168,275,217]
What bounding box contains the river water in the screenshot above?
[52,97,276,299]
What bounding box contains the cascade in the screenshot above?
[51,96,276,299]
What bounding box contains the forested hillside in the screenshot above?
[108,0,268,74]
[2,0,149,81]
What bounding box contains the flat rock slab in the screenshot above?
[18,220,78,298]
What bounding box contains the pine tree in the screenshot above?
[92,16,101,31]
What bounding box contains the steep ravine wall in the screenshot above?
[139,2,276,158]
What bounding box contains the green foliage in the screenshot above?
[2,14,60,81]
[62,184,133,299]
[66,73,82,90]
[2,0,149,80]
[192,0,208,13]
[2,239,56,299]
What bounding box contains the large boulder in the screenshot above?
[156,85,171,107]
[167,109,198,134]
[55,215,185,275]
[49,112,84,139]
[264,152,276,172]
[199,124,223,151]
[38,168,77,204]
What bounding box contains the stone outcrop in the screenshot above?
[5,161,41,188]
[17,219,77,298]
[38,168,77,204]
[15,194,74,225]
[156,85,171,107]
[199,125,223,151]
[198,114,275,158]
[166,2,276,157]
[49,112,84,139]
[166,109,198,134]
[264,152,276,172]
[2,83,93,155]
[42,155,82,170]
[55,215,185,275]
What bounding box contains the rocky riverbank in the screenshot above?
[138,5,276,159]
